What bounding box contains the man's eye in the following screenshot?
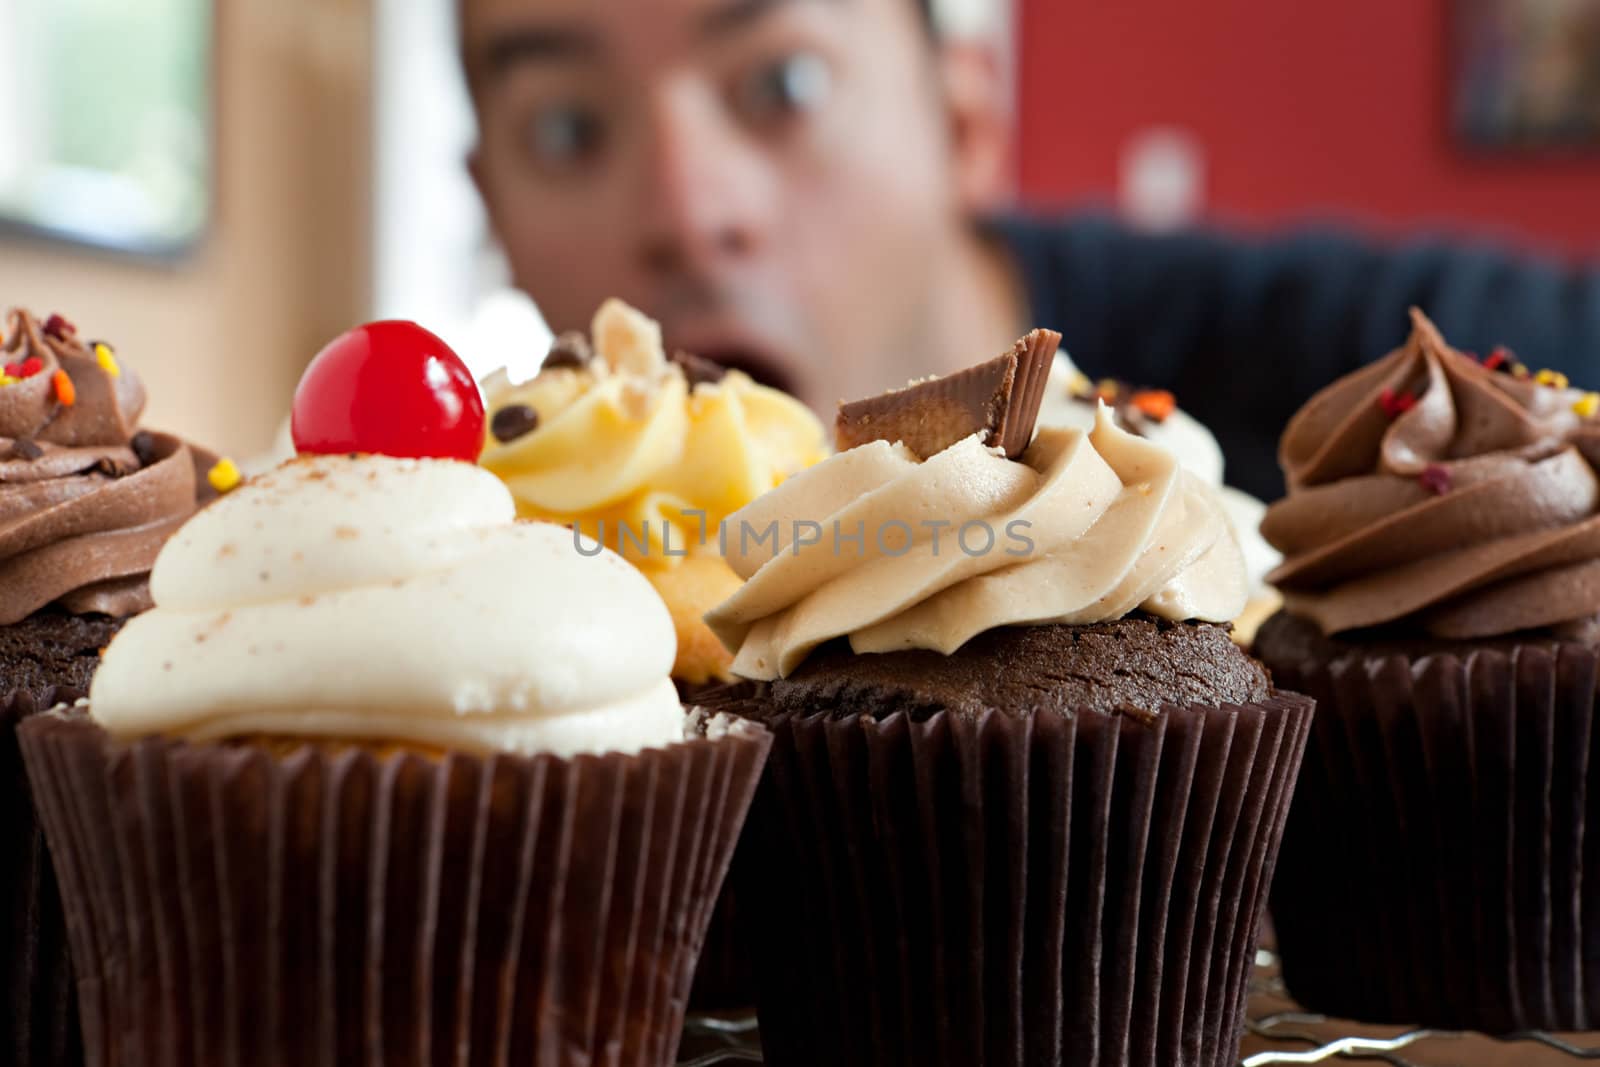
[736,51,832,126]
[522,104,605,169]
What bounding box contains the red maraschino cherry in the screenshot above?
[291,321,485,462]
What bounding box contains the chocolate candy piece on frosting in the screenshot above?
[543,331,593,370]
[670,349,728,387]
[834,328,1060,460]
[490,403,540,443]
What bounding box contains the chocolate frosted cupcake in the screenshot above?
[703,334,1314,1067]
[1,308,225,1066]
[1,308,225,693]
[19,326,770,1066]
[1257,310,1600,1031]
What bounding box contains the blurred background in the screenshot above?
[0,0,1596,459]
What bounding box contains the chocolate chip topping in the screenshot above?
[129,430,157,468]
[490,404,540,443]
[8,437,42,460]
[543,331,593,370]
[834,328,1060,460]
[670,349,728,386]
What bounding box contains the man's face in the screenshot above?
[463,0,963,407]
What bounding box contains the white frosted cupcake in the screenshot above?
[18,322,769,1067]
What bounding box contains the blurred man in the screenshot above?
[460,0,1600,498]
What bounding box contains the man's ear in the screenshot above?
[938,39,1013,213]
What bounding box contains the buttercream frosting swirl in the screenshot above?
[0,309,213,625]
[89,454,687,757]
[705,404,1248,680]
[479,299,827,565]
[1263,309,1600,638]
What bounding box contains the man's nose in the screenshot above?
[636,85,775,278]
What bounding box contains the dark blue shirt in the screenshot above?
[995,215,1600,500]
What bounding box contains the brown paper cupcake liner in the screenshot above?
[1267,643,1600,1033]
[679,682,765,1013]
[1,687,84,1067]
[725,693,1314,1067]
[19,708,771,1067]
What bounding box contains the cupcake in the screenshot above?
[1,308,228,693]
[702,332,1314,1067]
[1,308,227,1066]
[1035,361,1282,642]
[19,322,769,1065]
[477,299,827,698]
[1257,309,1600,1032]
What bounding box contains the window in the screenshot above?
[0,0,211,255]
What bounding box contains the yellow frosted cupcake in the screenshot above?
[479,300,828,689]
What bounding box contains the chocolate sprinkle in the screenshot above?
[670,349,728,386]
[543,331,593,370]
[130,430,157,468]
[491,404,540,443]
[8,437,42,460]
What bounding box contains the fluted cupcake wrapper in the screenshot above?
[726,695,1314,1067]
[1267,643,1600,1033]
[2,688,85,1067]
[679,685,766,1014]
[19,708,771,1067]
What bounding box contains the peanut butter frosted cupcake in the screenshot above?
[704,333,1313,1067]
[478,299,827,692]
[19,322,769,1067]
[1258,309,1600,1032]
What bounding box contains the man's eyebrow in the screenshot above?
[477,24,601,78]
[699,0,817,38]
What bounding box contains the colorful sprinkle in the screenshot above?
[8,438,41,460]
[1483,347,1510,371]
[1096,379,1120,400]
[51,370,75,406]
[1512,362,1530,379]
[206,458,242,493]
[0,375,17,388]
[1419,464,1452,495]
[41,314,74,341]
[93,342,120,378]
[1130,389,1177,422]
[1575,393,1600,418]
[1536,369,1570,389]
[1066,370,1092,397]
[1379,388,1417,419]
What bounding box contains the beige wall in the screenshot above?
[0,0,372,460]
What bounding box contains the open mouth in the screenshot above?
[683,345,799,397]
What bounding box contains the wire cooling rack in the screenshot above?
[676,948,1600,1066]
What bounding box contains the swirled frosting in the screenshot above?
[89,455,687,756]
[1263,309,1600,638]
[705,404,1248,680]
[479,299,827,683]
[0,309,215,626]
[480,299,827,562]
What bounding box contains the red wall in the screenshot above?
[1015,0,1600,257]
